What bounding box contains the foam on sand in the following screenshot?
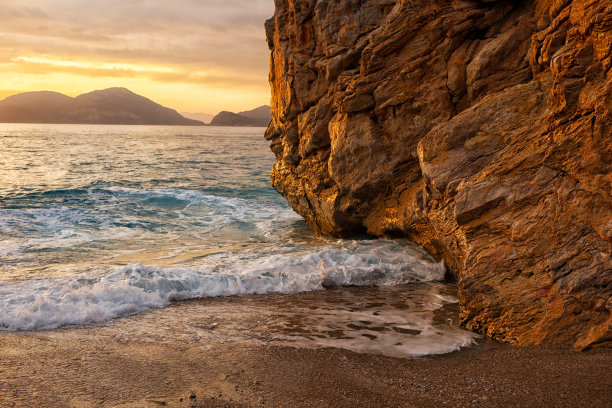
[0,240,445,331]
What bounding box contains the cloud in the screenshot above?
[0,0,275,112]
[3,56,268,88]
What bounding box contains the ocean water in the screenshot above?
[0,124,476,356]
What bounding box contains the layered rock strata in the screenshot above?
[265,0,611,348]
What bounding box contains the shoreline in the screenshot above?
[0,296,610,408]
[1,335,610,408]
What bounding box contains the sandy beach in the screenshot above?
[1,1,610,408]
[1,294,610,408]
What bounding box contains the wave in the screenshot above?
[0,240,445,331]
[0,187,300,258]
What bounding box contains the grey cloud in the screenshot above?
[0,0,274,85]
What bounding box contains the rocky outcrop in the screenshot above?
[210,111,256,126]
[0,88,204,125]
[210,106,271,127]
[265,0,611,348]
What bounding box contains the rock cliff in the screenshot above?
[265,0,611,348]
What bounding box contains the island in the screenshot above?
[210,105,271,127]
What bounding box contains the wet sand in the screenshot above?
[0,290,610,408]
[0,334,611,408]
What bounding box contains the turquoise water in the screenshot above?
[0,124,300,277]
[0,124,476,356]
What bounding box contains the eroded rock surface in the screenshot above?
[265,0,611,348]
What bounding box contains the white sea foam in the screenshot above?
[82,283,477,358]
[0,241,445,331]
[0,206,138,257]
[124,187,297,229]
[303,294,477,357]
[0,188,299,260]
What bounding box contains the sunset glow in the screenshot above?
[0,0,274,114]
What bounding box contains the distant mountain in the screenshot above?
[210,111,256,126]
[238,105,271,123]
[0,88,204,126]
[210,105,271,127]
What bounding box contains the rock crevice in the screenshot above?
[266,0,611,348]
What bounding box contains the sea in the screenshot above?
[0,124,477,357]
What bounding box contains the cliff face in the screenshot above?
[265,0,611,348]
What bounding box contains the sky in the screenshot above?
[0,0,275,115]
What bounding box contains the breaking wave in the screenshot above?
[0,240,445,331]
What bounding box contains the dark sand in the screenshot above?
[1,328,611,407]
[1,289,611,408]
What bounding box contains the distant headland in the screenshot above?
[0,88,271,127]
[210,105,271,127]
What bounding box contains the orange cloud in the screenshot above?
[0,0,274,113]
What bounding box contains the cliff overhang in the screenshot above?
[265,0,611,349]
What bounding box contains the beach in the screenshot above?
[1,295,611,408]
[1,122,609,408]
[1,0,610,406]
